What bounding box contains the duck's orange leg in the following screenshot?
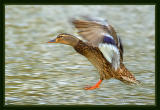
[84,79,102,90]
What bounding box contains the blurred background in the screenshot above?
[5,5,155,105]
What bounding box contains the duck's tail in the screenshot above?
[115,63,140,85]
[120,76,141,85]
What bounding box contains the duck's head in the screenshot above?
[48,33,79,46]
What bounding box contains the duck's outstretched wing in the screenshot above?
[72,17,123,70]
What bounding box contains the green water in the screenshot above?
[5,5,155,105]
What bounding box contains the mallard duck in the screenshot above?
[48,17,139,90]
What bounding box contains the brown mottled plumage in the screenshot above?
[48,17,139,90]
[74,40,137,84]
[74,40,113,80]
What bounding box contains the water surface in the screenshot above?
[5,5,155,105]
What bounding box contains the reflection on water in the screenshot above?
[5,5,155,105]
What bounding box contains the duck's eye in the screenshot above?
[60,36,64,38]
[58,36,63,38]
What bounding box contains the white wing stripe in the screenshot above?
[102,33,113,39]
[99,43,120,70]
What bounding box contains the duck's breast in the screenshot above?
[74,40,113,79]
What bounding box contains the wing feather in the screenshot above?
[72,17,122,70]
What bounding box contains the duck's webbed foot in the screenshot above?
[84,79,102,90]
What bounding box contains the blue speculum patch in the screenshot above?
[103,36,116,45]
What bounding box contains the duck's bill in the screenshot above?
[47,39,56,43]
